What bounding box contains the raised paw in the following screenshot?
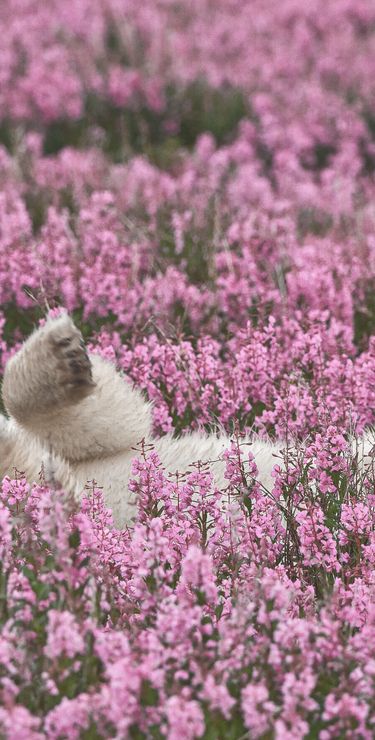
[46,316,95,404]
[2,314,96,423]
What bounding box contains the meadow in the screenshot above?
[1,0,375,737]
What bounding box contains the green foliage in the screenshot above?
[0,520,105,717]
[177,81,248,148]
[0,81,248,168]
[202,706,247,739]
[353,278,375,349]
[297,207,333,238]
[156,200,221,286]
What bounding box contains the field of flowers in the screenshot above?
[1,0,375,737]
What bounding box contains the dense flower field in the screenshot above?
[1,0,375,737]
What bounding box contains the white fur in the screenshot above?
[0,315,373,527]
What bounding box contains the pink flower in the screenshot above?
[296,506,340,572]
[165,696,205,740]
[242,683,276,737]
[44,611,85,660]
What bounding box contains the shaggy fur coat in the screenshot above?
[1,314,372,527]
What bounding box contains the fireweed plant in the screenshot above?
[1,0,375,737]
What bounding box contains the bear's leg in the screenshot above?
[2,314,95,425]
[2,314,153,464]
[0,411,81,504]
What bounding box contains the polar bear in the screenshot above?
[0,314,373,527]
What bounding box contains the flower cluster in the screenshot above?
[0,433,374,738]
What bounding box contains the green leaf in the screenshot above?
[69,529,81,550]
